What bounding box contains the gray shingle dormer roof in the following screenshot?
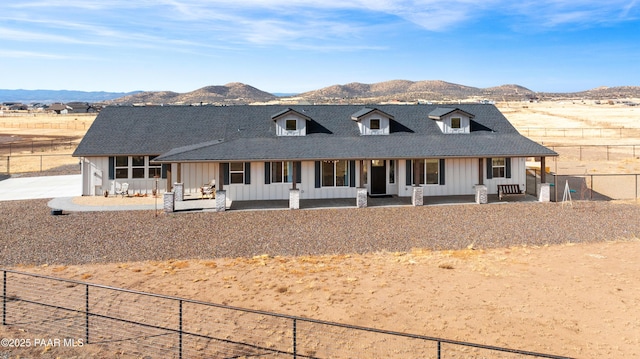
[350,107,395,121]
[428,107,475,120]
[271,108,312,121]
[73,104,557,161]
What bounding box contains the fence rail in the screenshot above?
[550,173,640,201]
[0,154,78,174]
[527,169,640,201]
[518,127,640,139]
[548,145,639,161]
[0,139,77,156]
[0,269,572,358]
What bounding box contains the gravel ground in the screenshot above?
[1,199,639,266]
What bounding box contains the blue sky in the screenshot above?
[1,0,639,93]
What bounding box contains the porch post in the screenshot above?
[292,162,297,190]
[217,163,224,192]
[177,163,182,183]
[540,157,546,183]
[356,160,367,208]
[413,159,420,186]
[166,165,172,192]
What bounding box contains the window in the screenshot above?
[492,158,506,178]
[426,159,439,184]
[271,161,293,183]
[414,159,439,184]
[370,119,380,130]
[451,117,461,129]
[148,156,162,178]
[285,119,297,131]
[322,160,349,187]
[115,156,128,179]
[230,162,245,184]
[389,160,395,184]
[132,156,145,179]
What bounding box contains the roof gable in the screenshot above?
[351,107,395,121]
[428,108,475,120]
[271,108,312,122]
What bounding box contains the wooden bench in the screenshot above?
[498,184,524,200]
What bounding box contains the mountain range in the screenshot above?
[2,80,639,105]
[0,89,141,104]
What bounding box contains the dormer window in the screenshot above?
[429,108,474,134]
[351,108,393,135]
[272,108,310,136]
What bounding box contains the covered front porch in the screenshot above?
[166,192,540,213]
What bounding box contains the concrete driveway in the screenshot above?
[0,174,81,201]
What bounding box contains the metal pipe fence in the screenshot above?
[0,121,89,131]
[519,127,640,139]
[527,169,640,201]
[0,154,78,175]
[0,139,76,156]
[0,269,572,359]
[548,145,639,161]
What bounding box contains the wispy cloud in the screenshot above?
[2,0,638,52]
[505,0,639,28]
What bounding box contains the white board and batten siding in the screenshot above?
[179,162,217,195]
[483,157,527,194]
[81,156,527,200]
[225,161,357,201]
[397,157,527,197]
[80,156,169,196]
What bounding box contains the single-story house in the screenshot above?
[48,103,72,114]
[73,104,557,205]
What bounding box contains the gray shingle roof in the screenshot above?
[428,107,475,120]
[73,104,557,161]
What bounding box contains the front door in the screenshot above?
[370,160,386,195]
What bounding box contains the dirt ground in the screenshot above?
[3,102,640,358]
[11,235,640,358]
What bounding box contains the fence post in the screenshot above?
[179,300,183,359]
[3,270,6,325]
[590,175,594,201]
[292,318,297,359]
[579,146,582,161]
[437,341,441,359]
[607,146,610,161]
[85,284,89,344]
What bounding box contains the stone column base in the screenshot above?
[289,189,300,210]
[538,183,550,202]
[174,183,184,202]
[356,188,367,208]
[412,186,423,206]
[475,185,488,204]
[215,190,227,212]
[163,192,175,213]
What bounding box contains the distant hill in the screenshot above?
[4,81,639,106]
[109,82,277,105]
[299,80,537,102]
[0,89,141,104]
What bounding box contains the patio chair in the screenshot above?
[200,179,215,199]
[115,182,129,198]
